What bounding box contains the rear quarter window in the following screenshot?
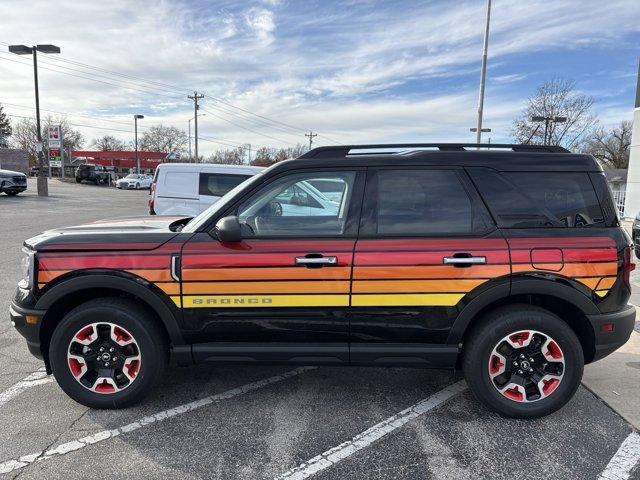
[199,173,252,197]
[469,168,605,228]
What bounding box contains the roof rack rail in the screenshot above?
[299,143,570,158]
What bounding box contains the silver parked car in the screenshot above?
[0,169,27,196]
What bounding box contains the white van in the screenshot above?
[149,163,263,216]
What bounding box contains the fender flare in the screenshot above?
[36,272,185,346]
[446,276,600,345]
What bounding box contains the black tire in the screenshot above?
[49,297,168,409]
[6,191,19,196]
[462,304,583,419]
[76,178,82,183]
[135,183,140,189]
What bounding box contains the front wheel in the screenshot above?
[49,298,168,409]
[462,304,583,419]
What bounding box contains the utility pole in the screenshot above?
[475,0,491,145]
[305,131,317,150]
[188,92,204,162]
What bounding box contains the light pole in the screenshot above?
[134,114,144,173]
[475,0,491,145]
[188,113,205,162]
[8,44,60,197]
[531,116,567,145]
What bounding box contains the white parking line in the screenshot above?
[274,380,467,480]
[599,432,640,480]
[0,366,315,475]
[0,367,55,408]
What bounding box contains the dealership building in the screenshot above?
[70,150,169,176]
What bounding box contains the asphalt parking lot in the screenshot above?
[0,179,638,480]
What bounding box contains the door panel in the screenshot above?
[180,235,354,344]
[349,235,510,344]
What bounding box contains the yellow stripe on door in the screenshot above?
[351,293,464,307]
[181,294,350,308]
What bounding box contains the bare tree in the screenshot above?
[0,104,11,148]
[582,121,632,169]
[91,135,128,151]
[9,115,84,162]
[512,78,597,149]
[251,146,276,166]
[139,125,187,153]
[206,146,247,165]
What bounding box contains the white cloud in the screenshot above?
[244,7,276,43]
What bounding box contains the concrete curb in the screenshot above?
[582,307,640,430]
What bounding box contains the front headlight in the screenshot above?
[19,248,35,290]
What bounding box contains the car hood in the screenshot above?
[25,215,192,252]
[0,169,26,177]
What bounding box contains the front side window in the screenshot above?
[199,172,252,197]
[373,169,474,235]
[237,171,356,237]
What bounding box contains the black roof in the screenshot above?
[272,143,601,173]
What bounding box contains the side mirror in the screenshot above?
[214,216,242,243]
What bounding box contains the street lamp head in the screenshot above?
[531,116,546,122]
[554,116,568,123]
[35,44,61,54]
[134,114,144,119]
[8,45,33,55]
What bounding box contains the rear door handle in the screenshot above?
[295,256,338,266]
[443,256,486,265]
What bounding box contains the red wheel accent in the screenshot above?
[546,341,562,359]
[541,377,560,396]
[508,331,530,347]
[68,358,84,377]
[94,379,116,393]
[75,325,94,342]
[113,326,132,343]
[503,387,524,402]
[125,359,140,379]
[489,354,504,375]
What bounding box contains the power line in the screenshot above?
[0,42,344,145]
[201,107,296,145]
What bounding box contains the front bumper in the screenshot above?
[9,302,45,359]
[587,304,636,362]
[1,184,27,193]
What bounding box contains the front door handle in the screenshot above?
[443,256,486,265]
[295,256,338,266]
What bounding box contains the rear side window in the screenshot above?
[199,173,251,197]
[372,169,475,235]
[469,168,605,228]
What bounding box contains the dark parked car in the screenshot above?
[0,169,27,195]
[10,143,635,418]
[75,164,109,185]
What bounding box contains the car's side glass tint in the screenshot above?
[237,171,356,237]
[374,169,473,235]
[199,173,252,197]
[469,168,605,228]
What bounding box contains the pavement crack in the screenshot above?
[10,408,90,478]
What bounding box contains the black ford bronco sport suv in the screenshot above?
[10,143,636,418]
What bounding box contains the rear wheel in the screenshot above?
[49,298,168,409]
[6,191,19,196]
[462,304,583,418]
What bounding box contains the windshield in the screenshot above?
[182,170,267,233]
[124,174,138,179]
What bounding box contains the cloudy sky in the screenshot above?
[0,0,638,156]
